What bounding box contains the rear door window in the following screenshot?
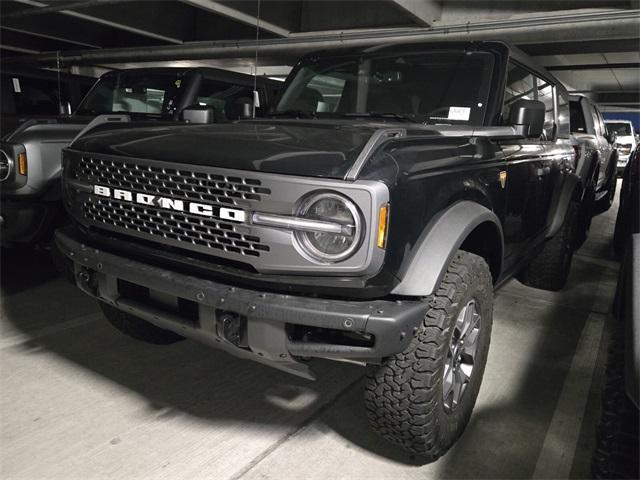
[535,77,555,141]
[595,108,607,138]
[557,91,570,138]
[569,100,587,133]
[590,106,602,136]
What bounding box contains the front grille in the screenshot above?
[74,156,271,258]
[76,156,271,205]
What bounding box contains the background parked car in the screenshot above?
[1,67,282,246]
[592,144,639,479]
[605,119,637,175]
[569,94,618,245]
[613,144,640,258]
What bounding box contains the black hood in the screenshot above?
[69,120,389,179]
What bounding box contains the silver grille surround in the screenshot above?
[65,150,389,275]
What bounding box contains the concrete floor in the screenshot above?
[1,185,621,480]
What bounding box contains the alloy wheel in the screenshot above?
[443,300,481,412]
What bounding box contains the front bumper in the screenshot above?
[55,230,427,379]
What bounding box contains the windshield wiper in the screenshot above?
[270,110,318,119]
[339,112,419,123]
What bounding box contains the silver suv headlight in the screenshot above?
[293,191,363,263]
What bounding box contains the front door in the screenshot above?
[499,62,554,270]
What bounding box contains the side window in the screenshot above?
[596,109,607,137]
[557,91,570,138]
[502,63,536,122]
[569,99,587,133]
[5,76,66,115]
[590,106,601,136]
[535,77,555,141]
[196,79,253,120]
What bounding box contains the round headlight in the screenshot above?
[294,192,363,263]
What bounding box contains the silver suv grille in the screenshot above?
[75,156,271,257]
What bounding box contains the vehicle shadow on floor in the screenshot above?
[2,248,366,433]
[0,246,60,294]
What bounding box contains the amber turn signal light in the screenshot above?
[377,203,389,249]
[17,152,27,176]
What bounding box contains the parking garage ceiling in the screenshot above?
[1,0,639,108]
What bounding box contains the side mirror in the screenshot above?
[59,101,72,115]
[225,97,253,120]
[509,99,545,138]
[182,105,216,124]
[606,130,617,145]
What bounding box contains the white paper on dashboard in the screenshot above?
[448,106,471,121]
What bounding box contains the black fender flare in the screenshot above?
[391,201,503,297]
[585,151,600,190]
[546,172,582,239]
[575,146,598,191]
[605,149,619,183]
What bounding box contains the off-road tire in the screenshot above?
[518,202,578,291]
[100,302,185,345]
[365,250,493,459]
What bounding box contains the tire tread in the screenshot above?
[365,251,492,459]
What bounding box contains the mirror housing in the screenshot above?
[509,99,545,138]
[606,129,617,145]
[182,105,215,124]
[226,97,253,120]
[59,101,72,115]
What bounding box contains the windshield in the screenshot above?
[274,50,494,125]
[606,122,632,136]
[75,71,184,118]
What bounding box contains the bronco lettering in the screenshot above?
[92,184,232,220]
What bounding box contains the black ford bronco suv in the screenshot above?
[56,41,580,458]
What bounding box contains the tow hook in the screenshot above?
[76,267,98,296]
[216,311,248,348]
